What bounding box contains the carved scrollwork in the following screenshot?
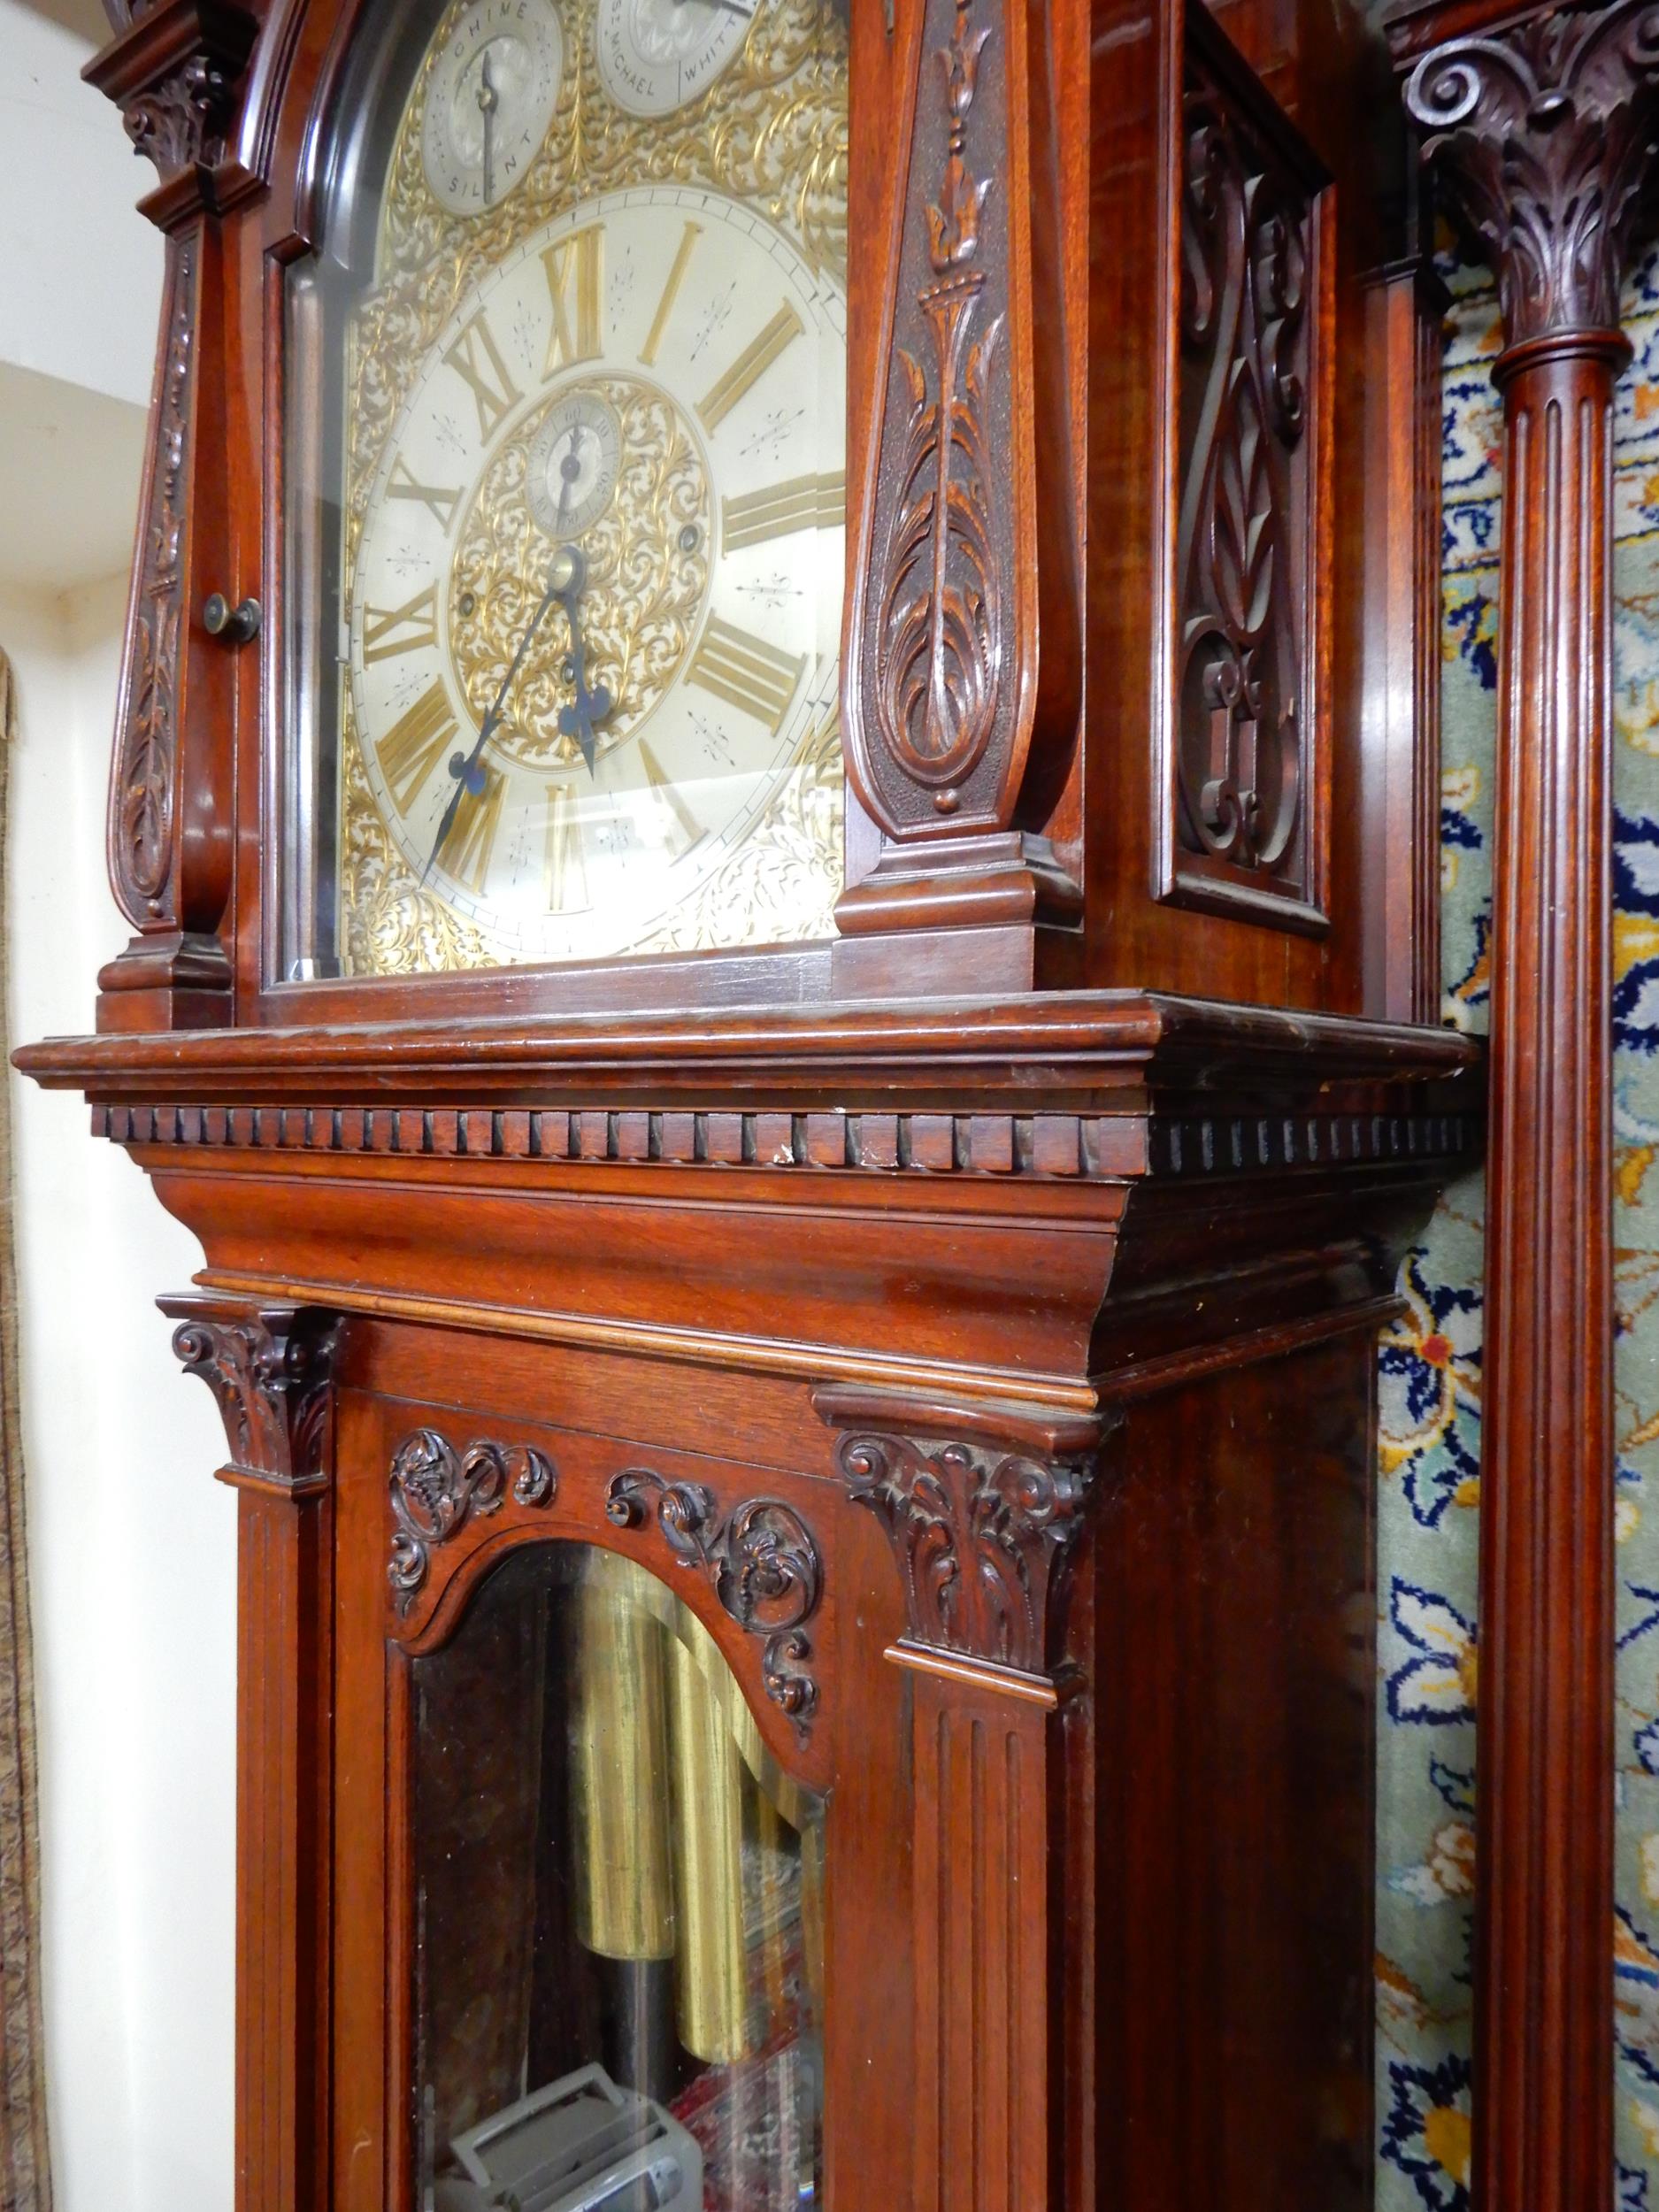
[607,1471,824,1726]
[1405,1,1659,350]
[388,1430,558,1608]
[837,1431,1098,1677]
[1172,34,1323,907]
[872,0,1005,818]
[122,51,240,180]
[168,1300,341,1493]
[87,2,258,197]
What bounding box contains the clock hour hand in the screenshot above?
[554,546,614,774]
[422,553,570,885]
[672,0,756,16]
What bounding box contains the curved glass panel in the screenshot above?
[412,1544,824,2210]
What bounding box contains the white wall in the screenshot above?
[0,2,164,409]
[4,582,235,2212]
[1,2,239,2203]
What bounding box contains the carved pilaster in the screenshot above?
[815,1386,1109,2212]
[1401,10,1659,2207]
[836,0,1081,979]
[85,0,256,1030]
[165,1294,341,1495]
[163,1293,339,2212]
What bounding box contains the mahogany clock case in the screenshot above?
[74,0,1446,1034]
[16,0,1481,2208]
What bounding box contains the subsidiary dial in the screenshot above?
[421,0,565,215]
[527,391,624,541]
[595,0,757,119]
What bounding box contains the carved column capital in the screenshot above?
[84,0,257,221]
[814,1386,1114,1682]
[164,1294,342,1495]
[1405,0,1659,353]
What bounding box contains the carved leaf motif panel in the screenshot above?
[849,0,1018,833]
[1165,11,1330,929]
[113,234,197,927]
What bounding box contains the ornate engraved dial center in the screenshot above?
[449,373,711,772]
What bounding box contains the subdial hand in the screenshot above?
[553,545,614,774]
[477,47,498,204]
[422,551,572,885]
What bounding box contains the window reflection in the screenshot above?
[414,1544,824,2210]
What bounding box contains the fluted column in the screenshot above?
[1405,10,1659,2205]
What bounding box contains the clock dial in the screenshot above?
[348,185,845,964]
[421,0,565,214]
[595,0,757,118]
[288,0,848,979]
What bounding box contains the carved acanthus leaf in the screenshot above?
[837,1430,1103,1677]
[607,1471,824,1728]
[856,0,1010,828]
[168,1301,341,1493]
[1406,1,1659,346]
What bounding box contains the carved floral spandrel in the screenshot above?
[1172,28,1324,912]
[387,1429,557,1609]
[836,1430,1102,1678]
[170,1302,342,1491]
[607,1469,824,1727]
[1405,2,1659,348]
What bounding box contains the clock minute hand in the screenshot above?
[672,0,757,16]
[422,556,570,886]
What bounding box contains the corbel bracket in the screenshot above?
[812,1385,1115,1688]
[164,1294,342,1496]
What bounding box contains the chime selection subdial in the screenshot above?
[421,0,565,213]
[595,0,757,119]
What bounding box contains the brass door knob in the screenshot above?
[204,593,261,645]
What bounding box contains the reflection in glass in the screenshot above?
[414,1545,824,2210]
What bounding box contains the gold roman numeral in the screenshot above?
[443,311,522,441]
[640,220,702,369]
[721,471,848,551]
[687,616,807,735]
[543,784,590,910]
[542,224,604,378]
[696,302,805,434]
[437,764,506,894]
[375,680,459,815]
[639,739,703,859]
[386,458,462,530]
[361,584,441,664]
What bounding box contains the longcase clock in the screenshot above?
[21,0,1478,2207]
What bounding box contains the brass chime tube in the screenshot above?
[667,1633,754,2064]
[570,1563,676,1962]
